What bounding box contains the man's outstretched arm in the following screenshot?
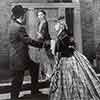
[19,27,43,48]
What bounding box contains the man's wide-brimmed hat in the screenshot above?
[12,5,28,18]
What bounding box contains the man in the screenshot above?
[9,5,45,100]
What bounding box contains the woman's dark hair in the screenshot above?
[37,9,46,16]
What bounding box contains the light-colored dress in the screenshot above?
[37,20,54,80]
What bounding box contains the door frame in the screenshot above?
[10,2,82,53]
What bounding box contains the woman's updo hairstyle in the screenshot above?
[56,16,68,31]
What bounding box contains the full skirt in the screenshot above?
[49,51,100,100]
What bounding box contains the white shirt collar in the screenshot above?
[16,18,22,24]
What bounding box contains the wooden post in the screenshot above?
[58,7,65,17]
[27,8,37,39]
[74,6,82,53]
[27,8,40,62]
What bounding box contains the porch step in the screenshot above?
[0,79,49,94]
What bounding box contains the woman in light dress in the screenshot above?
[36,10,54,80]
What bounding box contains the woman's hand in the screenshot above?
[37,32,43,39]
[43,40,50,50]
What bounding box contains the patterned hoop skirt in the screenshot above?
[49,51,100,100]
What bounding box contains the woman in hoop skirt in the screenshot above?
[49,16,100,100]
[36,9,54,80]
